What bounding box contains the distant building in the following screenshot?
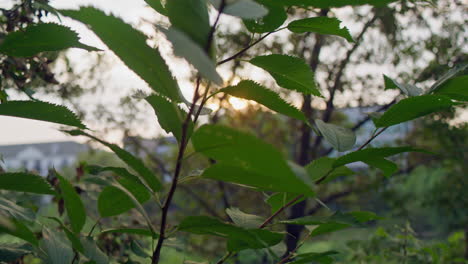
[0,141,89,175]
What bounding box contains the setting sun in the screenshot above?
[228,97,248,110]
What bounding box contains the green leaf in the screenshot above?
[166,0,211,47]
[432,75,468,101]
[334,146,427,167]
[249,55,321,96]
[350,211,383,223]
[212,0,268,19]
[0,197,36,222]
[266,193,305,214]
[333,146,428,176]
[310,222,350,237]
[96,169,150,217]
[146,94,192,143]
[144,0,167,16]
[289,251,338,264]
[281,211,380,226]
[429,63,468,93]
[365,157,398,177]
[287,17,354,43]
[98,186,140,217]
[64,130,161,192]
[160,27,223,85]
[39,228,74,264]
[243,0,287,33]
[226,208,263,228]
[383,74,398,90]
[80,237,109,264]
[305,157,354,183]
[382,76,423,96]
[0,23,98,57]
[56,173,86,234]
[315,120,356,152]
[0,244,32,263]
[130,241,150,258]
[0,172,55,194]
[46,217,84,253]
[100,228,159,238]
[178,216,283,251]
[0,218,38,246]
[220,80,306,121]
[374,95,456,127]
[61,7,182,102]
[282,0,396,8]
[193,125,315,195]
[0,101,86,129]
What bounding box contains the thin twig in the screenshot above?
[276,231,312,264]
[357,127,388,151]
[259,195,304,229]
[217,27,285,66]
[216,251,233,264]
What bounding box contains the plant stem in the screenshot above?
[216,251,233,264]
[151,78,202,263]
[217,27,285,66]
[357,127,388,151]
[259,195,304,229]
[276,231,312,264]
[151,2,226,262]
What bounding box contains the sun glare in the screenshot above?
[229,97,248,110]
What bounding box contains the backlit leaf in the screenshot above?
[61,7,182,102]
[315,120,356,152]
[193,125,315,195]
[144,0,167,16]
[432,75,468,101]
[226,208,263,228]
[0,173,54,195]
[374,95,456,127]
[333,146,429,176]
[243,0,287,33]
[212,0,268,19]
[145,94,191,143]
[56,173,86,234]
[249,54,321,96]
[288,17,354,43]
[0,23,98,57]
[0,101,86,129]
[382,76,423,96]
[429,63,468,93]
[220,80,306,121]
[64,130,161,192]
[160,27,223,85]
[166,0,210,47]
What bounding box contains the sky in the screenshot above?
[0,0,160,145]
[0,1,465,145]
